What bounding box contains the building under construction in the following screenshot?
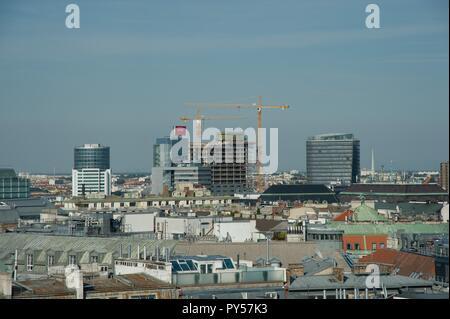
[208,132,249,196]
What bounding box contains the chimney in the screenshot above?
[288,264,304,277]
[0,272,12,299]
[165,247,170,262]
[65,266,84,299]
[333,267,344,283]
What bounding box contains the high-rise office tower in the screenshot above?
[440,161,449,192]
[306,133,360,186]
[72,144,111,197]
[0,168,30,200]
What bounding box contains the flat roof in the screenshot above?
[65,195,234,204]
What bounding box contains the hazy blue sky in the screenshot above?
[0,0,448,173]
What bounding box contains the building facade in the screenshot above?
[0,169,30,200]
[306,133,360,186]
[440,161,449,192]
[151,133,188,195]
[72,144,111,196]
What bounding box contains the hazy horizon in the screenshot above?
[1,0,448,174]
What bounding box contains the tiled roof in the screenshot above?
[333,210,353,222]
[255,220,287,232]
[358,249,436,280]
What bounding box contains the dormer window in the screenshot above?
[69,254,77,265]
[48,255,55,267]
[26,254,33,271]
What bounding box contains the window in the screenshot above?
[100,266,108,272]
[380,243,385,249]
[26,254,33,271]
[200,264,207,274]
[354,243,360,251]
[346,243,352,250]
[372,243,377,251]
[90,255,99,263]
[69,255,77,265]
[207,264,213,274]
[48,255,55,267]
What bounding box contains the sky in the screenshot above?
[0,0,448,173]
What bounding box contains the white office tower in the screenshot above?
[72,144,111,197]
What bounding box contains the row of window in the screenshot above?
[346,243,385,251]
[26,254,102,271]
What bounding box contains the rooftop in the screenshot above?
[0,233,176,259]
[261,184,338,204]
[341,184,448,195]
[353,203,387,222]
[0,168,17,178]
[12,273,174,298]
[289,273,435,291]
[308,133,355,141]
[327,222,449,235]
[301,256,335,276]
[357,248,436,281]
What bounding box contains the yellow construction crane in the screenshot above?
[186,96,289,192]
[179,112,244,143]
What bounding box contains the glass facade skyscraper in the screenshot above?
[0,168,30,200]
[72,144,111,197]
[306,133,360,186]
[74,144,110,170]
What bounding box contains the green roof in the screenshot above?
[329,221,449,235]
[353,203,387,222]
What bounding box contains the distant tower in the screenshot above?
[72,144,111,197]
[371,148,375,175]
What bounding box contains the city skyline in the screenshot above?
[0,0,448,173]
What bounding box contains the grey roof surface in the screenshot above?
[301,257,335,276]
[2,198,51,208]
[261,184,338,203]
[175,241,346,268]
[341,184,448,194]
[0,198,54,219]
[0,209,20,224]
[375,202,443,215]
[289,274,435,291]
[0,233,177,257]
[171,255,230,261]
